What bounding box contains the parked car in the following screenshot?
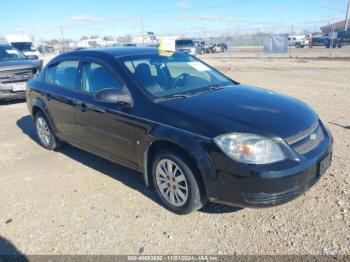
[0,44,42,100]
[193,41,205,54]
[26,47,333,214]
[123,43,137,47]
[175,39,197,55]
[309,36,330,48]
[335,30,350,48]
[288,35,307,48]
[211,43,228,53]
[3,34,43,61]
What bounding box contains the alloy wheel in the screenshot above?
[155,159,189,207]
[36,117,51,147]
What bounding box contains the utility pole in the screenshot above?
[60,27,64,54]
[345,0,350,31]
[141,16,144,46]
[257,26,260,58]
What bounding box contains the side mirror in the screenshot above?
[93,88,132,106]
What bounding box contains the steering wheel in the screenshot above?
[172,73,190,88]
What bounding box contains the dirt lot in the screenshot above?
[0,56,349,256]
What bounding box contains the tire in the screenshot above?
[295,43,300,48]
[34,111,60,150]
[151,150,205,215]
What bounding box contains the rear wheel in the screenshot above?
[152,150,205,214]
[35,112,60,150]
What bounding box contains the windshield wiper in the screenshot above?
[154,94,189,102]
[189,86,226,96]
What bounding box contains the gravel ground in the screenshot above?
[0,57,349,256]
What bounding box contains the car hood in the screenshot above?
[0,59,41,72]
[159,84,318,140]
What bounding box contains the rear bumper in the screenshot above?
[206,127,333,208]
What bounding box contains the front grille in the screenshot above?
[286,122,324,155]
[0,68,36,83]
[243,187,300,204]
[178,48,191,53]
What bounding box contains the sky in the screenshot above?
[0,0,348,40]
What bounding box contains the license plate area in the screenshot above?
[12,82,26,92]
[318,153,332,177]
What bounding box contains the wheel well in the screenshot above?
[32,105,43,118]
[146,140,207,197]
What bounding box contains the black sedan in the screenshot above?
[26,47,332,214]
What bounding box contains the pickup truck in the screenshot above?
[0,44,42,100]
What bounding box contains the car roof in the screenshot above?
[64,47,160,59]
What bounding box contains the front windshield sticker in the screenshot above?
[188,62,210,72]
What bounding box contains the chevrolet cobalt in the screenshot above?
[26,48,332,214]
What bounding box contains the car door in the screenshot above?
[44,59,81,142]
[74,59,137,167]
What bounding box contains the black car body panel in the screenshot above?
[159,85,318,139]
[26,47,333,208]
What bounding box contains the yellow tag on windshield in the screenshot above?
[158,39,176,56]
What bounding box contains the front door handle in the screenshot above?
[79,103,88,112]
[74,101,105,114]
[44,93,52,101]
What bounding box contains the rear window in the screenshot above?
[176,40,193,46]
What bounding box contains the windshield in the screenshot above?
[11,42,36,52]
[0,45,26,61]
[176,40,193,47]
[122,52,234,99]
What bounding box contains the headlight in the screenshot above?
[214,133,285,164]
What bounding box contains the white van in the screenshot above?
[4,34,42,60]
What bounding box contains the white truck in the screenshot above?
[288,35,309,48]
[3,34,42,61]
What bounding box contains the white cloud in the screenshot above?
[197,15,234,21]
[177,1,191,9]
[70,14,105,23]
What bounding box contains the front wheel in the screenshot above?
[152,151,205,214]
[35,112,60,150]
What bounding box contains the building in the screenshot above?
[76,38,107,48]
[320,19,350,33]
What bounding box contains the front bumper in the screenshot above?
[0,90,26,100]
[206,126,333,208]
[0,83,26,100]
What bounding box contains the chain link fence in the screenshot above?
[197,34,350,58]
